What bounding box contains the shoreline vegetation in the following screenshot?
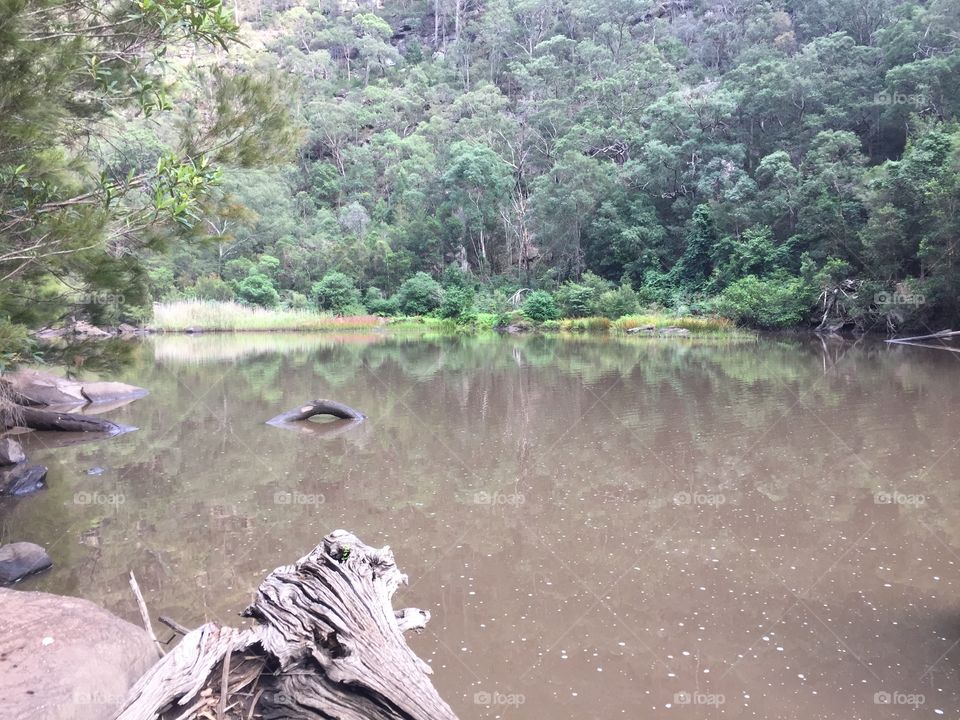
[149,300,739,336]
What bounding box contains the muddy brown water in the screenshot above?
[2,332,960,719]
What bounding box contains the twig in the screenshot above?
[129,571,164,656]
[159,614,192,636]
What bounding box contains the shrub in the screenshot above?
[223,257,255,282]
[595,284,640,318]
[311,271,361,314]
[714,273,814,328]
[234,273,280,307]
[438,286,476,321]
[194,274,235,302]
[522,290,560,322]
[553,282,594,317]
[364,287,399,316]
[395,272,442,315]
[282,290,311,310]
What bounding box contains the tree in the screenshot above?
[0,0,295,331]
[312,272,361,314]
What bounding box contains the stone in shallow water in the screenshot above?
[0,464,47,496]
[0,542,52,583]
[0,588,160,720]
[0,437,26,465]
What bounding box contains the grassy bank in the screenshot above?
[151,301,740,336]
[152,301,383,332]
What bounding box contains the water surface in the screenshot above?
[3,332,960,719]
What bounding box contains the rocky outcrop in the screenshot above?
[0,588,160,720]
[0,542,52,583]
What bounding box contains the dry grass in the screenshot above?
[152,301,383,332]
[614,314,735,333]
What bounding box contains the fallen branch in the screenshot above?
[116,530,458,720]
[885,329,959,344]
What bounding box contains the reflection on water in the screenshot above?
[3,332,960,718]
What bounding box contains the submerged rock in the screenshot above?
[0,588,160,720]
[0,464,47,496]
[0,437,26,465]
[0,542,52,583]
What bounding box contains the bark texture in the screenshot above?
[116,530,458,720]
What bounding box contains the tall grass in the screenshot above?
[152,301,383,332]
[614,314,736,333]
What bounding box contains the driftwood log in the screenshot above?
[117,530,458,720]
[0,405,129,434]
[266,399,366,436]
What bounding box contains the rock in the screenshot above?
[71,320,111,338]
[0,464,47,496]
[504,323,530,334]
[0,542,52,583]
[0,588,160,720]
[661,327,691,336]
[117,323,139,335]
[625,325,656,334]
[0,437,26,465]
[1,369,148,407]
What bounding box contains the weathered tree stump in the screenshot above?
[116,530,458,720]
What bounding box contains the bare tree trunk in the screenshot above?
[116,530,458,720]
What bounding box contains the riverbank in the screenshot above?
[150,300,740,336]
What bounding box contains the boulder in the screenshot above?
[0,437,26,465]
[0,464,47,496]
[71,320,111,338]
[0,588,160,720]
[1,369,148,407]
[0,542,52,583]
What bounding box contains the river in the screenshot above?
[2,332,959,718]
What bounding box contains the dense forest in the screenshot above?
[2,0,960,346]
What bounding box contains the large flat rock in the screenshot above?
[1,370,148,408]
[0,588,160,720]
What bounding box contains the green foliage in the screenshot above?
[0,317,34,370]
[554,283,595,318]
[395,272,442,315]
[595,284,641,319]
[438,286,476,322]
[714,274,816,329]
[235,274,279,307]
[311,272,361,314]
[522,291,561,322]
[195,274,235,301]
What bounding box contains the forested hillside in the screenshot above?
[3,0,960,341]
